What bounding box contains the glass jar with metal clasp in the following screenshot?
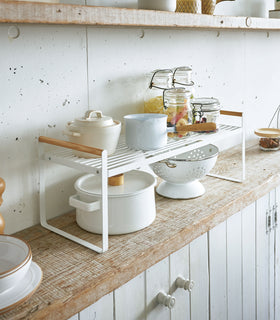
[144,69,173,114]
[191,97,221,132]
[172,66,195,99]
[164,87,192,138]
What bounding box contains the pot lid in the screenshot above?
[75,110,114,127]
[75,170,156,198]
[191,97,221,112]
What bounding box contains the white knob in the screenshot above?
[157,291,176,309]
[175,276,194,292]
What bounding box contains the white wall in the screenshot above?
[0,0,279,234]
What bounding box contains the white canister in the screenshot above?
[124,113,168,151]
[70,170,156,235]
[138,0,176,11]
[64,110,121,158]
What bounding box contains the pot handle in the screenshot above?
[69,195,101,212]
[63,130,81,137]
[158,160,177,168]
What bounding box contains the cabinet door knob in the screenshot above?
[157,291,176,309]
[175,276,194,292]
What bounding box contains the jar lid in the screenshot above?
[173,66,193,86]
[191,97,221,112]
[254,128,280,138]
[75,170,156,198]
[148,69,173,89]
[75,110,114,127]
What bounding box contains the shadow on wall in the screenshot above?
[0,129,83,234]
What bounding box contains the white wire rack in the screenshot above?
[38,110,245,253]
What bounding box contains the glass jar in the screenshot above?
[259,137,280,151]
[144,69,173,114]
[164,88,192,137]
[172,66,195,99]
[191,97,221,132]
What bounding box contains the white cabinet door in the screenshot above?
[170,245,191,320]
[269,189,276,320]
[256,193,270,320]
[115,272,146,320]
[146,257,171,320]
[79,293,114,320]
[227,211,242,320]
[208,221,227,320]
[275,186,280,320]
[189,233,209,320]
[242,202,256,319]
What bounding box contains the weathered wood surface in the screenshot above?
[1,2,280,30]
[1,143,280,320]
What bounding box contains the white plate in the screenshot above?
[0,262,42,315]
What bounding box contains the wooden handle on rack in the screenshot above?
[39,136,104,157]
[0,178,6,234]
[176,122,216,133]
[220,110,243,117]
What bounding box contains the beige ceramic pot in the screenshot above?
[64,110,121,158]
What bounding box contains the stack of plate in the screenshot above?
[0,235,42,314]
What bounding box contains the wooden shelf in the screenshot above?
[1,1,280,30]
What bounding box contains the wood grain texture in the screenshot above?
[2,143,280,320]
[1,2,280,30]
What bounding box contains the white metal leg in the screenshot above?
[39,143,109,253]
[208,111,245,183]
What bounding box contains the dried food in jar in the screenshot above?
[259,137,280,151]
[144,96,164,114]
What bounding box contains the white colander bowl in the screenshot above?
[150,144,219,199]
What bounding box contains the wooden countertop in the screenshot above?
[1,143,280,320]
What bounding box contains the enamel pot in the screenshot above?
[69,170,156,235]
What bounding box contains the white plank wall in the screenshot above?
[69,189,280,320]
[208,221,227,320]
[227,211,242,320]
[242,202,256,320]
[189,233,209,320]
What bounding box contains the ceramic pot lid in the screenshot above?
[75,110,114,127]
[75,170,156,198]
